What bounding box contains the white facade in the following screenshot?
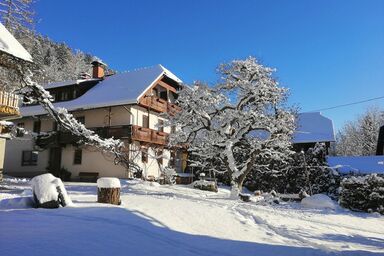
[4,104,177,179]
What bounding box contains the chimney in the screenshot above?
[91,60,106,79]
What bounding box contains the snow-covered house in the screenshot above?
[4,62,187,180]
[0,22,32,181]
[293,112,335,152]
[327,155,384,174]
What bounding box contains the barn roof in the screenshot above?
[327,156,384,174]
[293,112,335,144]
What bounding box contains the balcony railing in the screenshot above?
[0,91,20,118]
[140,95,181,115]
[36,125,169,148]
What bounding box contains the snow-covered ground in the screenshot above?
[0,177,383,256]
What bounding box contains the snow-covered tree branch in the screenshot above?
[166,57,296,197]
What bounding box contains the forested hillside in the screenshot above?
[0,0,102,90]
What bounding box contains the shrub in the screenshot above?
[245,143,340,197]
[193,180,218,192]
[339,174,384,214]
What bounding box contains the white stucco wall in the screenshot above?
[4,105,173,179]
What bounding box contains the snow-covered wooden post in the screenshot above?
[97,178,121,205]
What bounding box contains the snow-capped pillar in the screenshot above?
[97,177,121,205]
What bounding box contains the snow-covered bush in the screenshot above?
[301,194,336,210]
[31,173,72,208]
[162,167,176,185]
[245,143,341,197]
[339,174,384,214]
[192,180,218,192]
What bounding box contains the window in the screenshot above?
[170,151,175,167]
[50,93,56,101]
[16,122,24,137]
[76,116,85,125]
[33,120,41,133]
[153,88,158,97]
[157,150,163,165]
[22,151,38,166]
[52,121,58,131]
[158,119,164,132]
[73,149,82,165]
[160,91,167,101]
[141,147,148,163]
[142,115,149,128]
[60,91,69,101]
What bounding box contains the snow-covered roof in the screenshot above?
[43,78,100,89]
[327,156,384,174]
[0,23,32,62]
[21,64,182,116]
[293,112,335,144]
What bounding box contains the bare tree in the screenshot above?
[336,106,384,156]
[166,57,296,197]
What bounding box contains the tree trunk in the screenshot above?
[97,188,120,205]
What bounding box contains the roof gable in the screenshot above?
[20,64,182,116]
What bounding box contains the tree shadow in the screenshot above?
[0,205,382,256]
[321,234,384,249]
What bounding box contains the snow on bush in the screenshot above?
[162,167,176,185]
[193,180,218,192]
[245,143,340,197]
[301,194,336,210]
[97,177,121,188]
[31,173,72,208]
[339,174,384,214]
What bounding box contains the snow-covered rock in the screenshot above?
[97,177,121,188]
[193,180,218,192]
[31,173,72,208]
[301,194,336,210]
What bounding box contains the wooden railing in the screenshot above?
[0,91,20,118]
[140,95,181,115]
[36,125,169,149]
[0,91,19,108]
[140,96,168,112]
[130,125,168,145]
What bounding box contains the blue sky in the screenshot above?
[35,0,384,130]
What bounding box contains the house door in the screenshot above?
[49,147,62,175]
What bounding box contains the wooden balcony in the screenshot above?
[140,96,168,112]
[139,95,181,115]
[35,131,81,148]
[167,103,181,116]
[130,125,168,145]
[36,125,169,149]
[0,91,20,119]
